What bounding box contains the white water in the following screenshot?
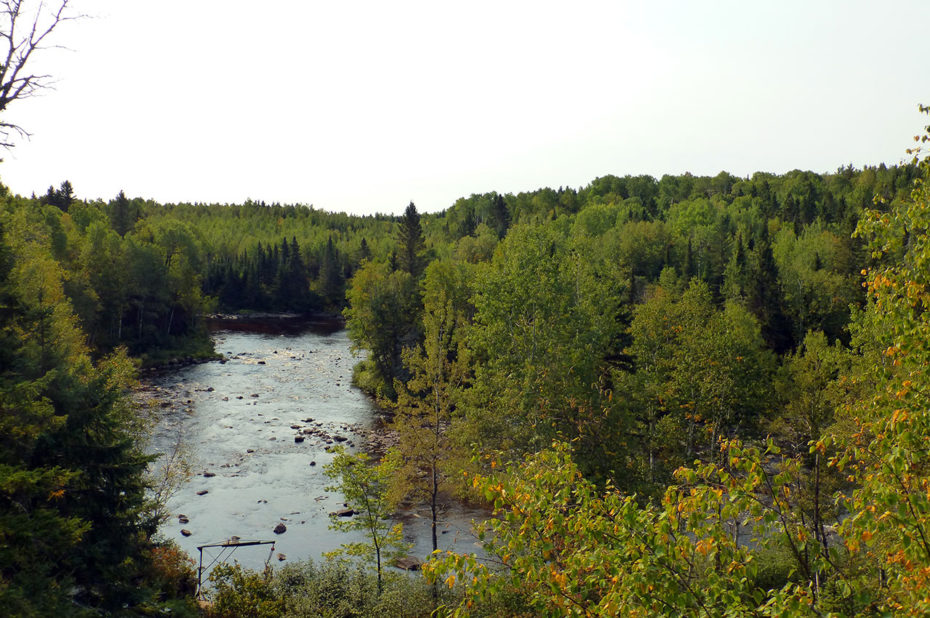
[146,320,486,578]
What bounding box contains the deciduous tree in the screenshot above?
[389,260,472,553]
[324,448,407,593]
[837,107,930,613]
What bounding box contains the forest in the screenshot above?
[4,109,930,615]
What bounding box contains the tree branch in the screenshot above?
[0,0,77,149]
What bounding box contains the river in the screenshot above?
[144,316,487,576]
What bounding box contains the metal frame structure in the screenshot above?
[195,539,276,597]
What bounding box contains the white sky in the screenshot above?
[0,0,928,215]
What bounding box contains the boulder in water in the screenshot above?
[394,556,422,571]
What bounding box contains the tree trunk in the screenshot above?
[166,305,175,337]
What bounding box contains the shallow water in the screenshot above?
[146,317,486,577]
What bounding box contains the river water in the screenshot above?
[145,316,486,576]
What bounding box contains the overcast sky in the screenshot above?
[0,0,927,215]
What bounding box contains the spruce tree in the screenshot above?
[488,193,511,239]
[109,190,136,237]
[397,201,425,278]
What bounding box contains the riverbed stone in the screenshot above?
[274,523,287,534]
[180,529,192,537]
[394,556,421,571]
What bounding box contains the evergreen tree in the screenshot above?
[396,202,425,278]
[108,190,137,237]
[42,181,73,212]
[747,230,793,353]
[319,236,344,306]
[488,193,511,239]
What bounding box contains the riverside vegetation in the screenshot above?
[4,109,930,614]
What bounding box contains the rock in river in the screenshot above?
[394,556,422,571]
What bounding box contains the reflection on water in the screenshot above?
[146,316,485,576]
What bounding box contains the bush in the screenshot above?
[276,560,442,617]
[206,563,284,618]
[206,558,454,618]
[147,541,198,599]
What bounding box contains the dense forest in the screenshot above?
[4,112,930,615]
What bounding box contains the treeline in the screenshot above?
[7,187,406,364]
